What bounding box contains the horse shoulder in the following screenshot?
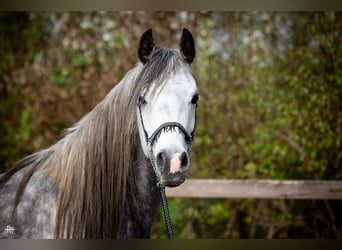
[0,166,58,238]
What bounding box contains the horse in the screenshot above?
[0,28,199,239]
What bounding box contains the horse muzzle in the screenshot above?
[156,149,190,187]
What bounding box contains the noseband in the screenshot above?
[137,99,196,239]
[138,101,195,150]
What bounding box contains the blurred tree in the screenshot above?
[0,12,47,171]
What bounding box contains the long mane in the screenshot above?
[0,47,186,238]
[50,66,143,238]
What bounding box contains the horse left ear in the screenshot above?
[138,29,154,64]
[179,28,195,64]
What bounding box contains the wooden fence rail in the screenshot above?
[165,179,342,199]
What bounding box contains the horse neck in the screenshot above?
[44,67,161,238]
[121,155,161,238]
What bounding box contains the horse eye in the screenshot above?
[190,93,199,105]
[138,96,147,106]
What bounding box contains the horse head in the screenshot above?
[136,28,198,187]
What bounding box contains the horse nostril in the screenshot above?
[156,151,167,170]
[179,152,189,171]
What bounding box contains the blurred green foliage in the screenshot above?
[0,12,341,238]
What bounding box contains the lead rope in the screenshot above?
[158,183,174,239]
[148,146,174,239]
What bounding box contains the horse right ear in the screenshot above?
[179,28,195,64]
[138,29,154,64]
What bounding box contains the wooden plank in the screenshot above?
[165,179,342,199]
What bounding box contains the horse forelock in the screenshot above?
[131,48,189,102]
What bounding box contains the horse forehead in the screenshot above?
[162,70,197,95]
[146,70,197,102]
[173,70,196,87]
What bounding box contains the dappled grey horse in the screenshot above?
[0,28,198,238]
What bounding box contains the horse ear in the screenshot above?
[179,28,195,64]
[138,29,154,64]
